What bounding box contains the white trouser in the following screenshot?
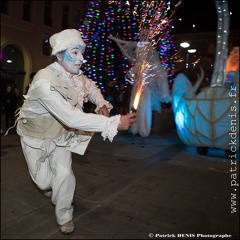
[20,138,75,225]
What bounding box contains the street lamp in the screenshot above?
[180,42,190,68]
[188,49,196,53]
[180,42,190,48]
[179,43,197,69]
[188,49,198,68]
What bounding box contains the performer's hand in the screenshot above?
[118,112,137,131]
[98,105,109,117]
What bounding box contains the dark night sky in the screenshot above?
[171,0,239,34]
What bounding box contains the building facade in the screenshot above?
[1,1,238,100]
[1,0,89,98]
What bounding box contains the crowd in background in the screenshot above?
[104,81,132,116]
[1,83,20,133]
[82,80,132,116]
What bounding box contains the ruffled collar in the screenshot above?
[52,62,83,80]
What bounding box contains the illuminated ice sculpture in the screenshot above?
[171,0,239,156]
[171,69,239,155]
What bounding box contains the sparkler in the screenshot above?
[130,0,181,112]
[130,58,151,112]
[132,87,142,110]
[130,82,143,112]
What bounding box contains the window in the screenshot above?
[74,9,83,28]
[62,4,69,30]
[43,0,52,26]
[1,0,8,14]
[23,0,32,22]
[42,38,51,56]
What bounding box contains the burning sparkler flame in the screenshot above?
[132,85,143,111]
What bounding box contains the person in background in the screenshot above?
[13,29,136,235]
[25,72,36,94]
[12,83,20,110]
[3,84,17,131]
[12,83,19,98]
[104,80,118,116]
[116,83,132,115]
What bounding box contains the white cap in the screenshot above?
[49,29,86,55]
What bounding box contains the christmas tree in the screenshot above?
[79,0,178,94]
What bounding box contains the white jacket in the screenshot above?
[16,62,121,156]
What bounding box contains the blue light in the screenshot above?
[175,110,185,132]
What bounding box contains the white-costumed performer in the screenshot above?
[13,29,136,235]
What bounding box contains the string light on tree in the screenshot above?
[79,0,178,93]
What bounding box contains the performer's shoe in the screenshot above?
[43,189,52,198]
[60,220,74,235]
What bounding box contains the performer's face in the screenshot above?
[57,45,85,75]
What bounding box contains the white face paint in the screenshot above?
[58,45,85,75]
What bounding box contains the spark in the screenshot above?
[130,0,181,110]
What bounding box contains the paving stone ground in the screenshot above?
[1,130,239,239]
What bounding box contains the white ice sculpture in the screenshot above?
[171,70,239,154]
[171,0,239,156]
[108,35,171,139]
